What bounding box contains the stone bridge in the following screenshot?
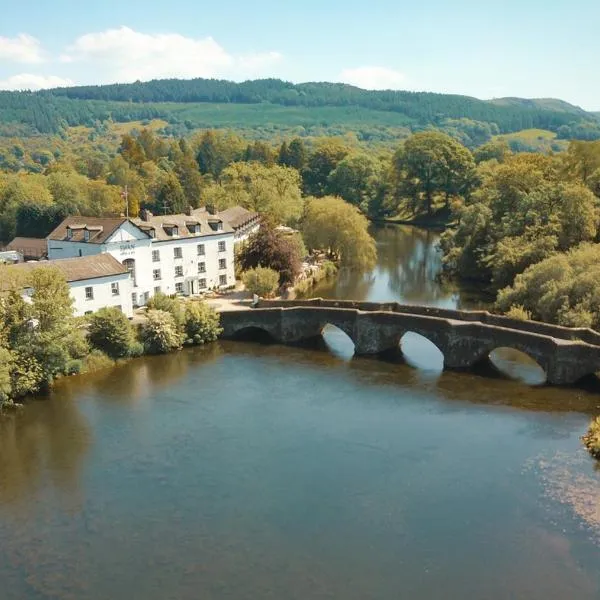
[218,299,600,386]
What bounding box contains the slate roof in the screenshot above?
[6,237,47,257]
[132,208,234,241]
[216,206,259,230]
[2,254,128,285]
[47,216,132,243]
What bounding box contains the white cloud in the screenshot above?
[0,73,74,91]
[338,66,407,90]
[0,34,45,64]
[61,26,282,83]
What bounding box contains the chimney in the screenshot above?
[206,204,216,215]
[185,205,193,216]
[140,208,153,222]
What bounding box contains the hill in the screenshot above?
[1,77,599,142]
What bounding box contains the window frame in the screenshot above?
[85,286,94,300]
[111,282,119,296]
[153,269,161,281]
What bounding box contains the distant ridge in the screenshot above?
[1,77,598,140]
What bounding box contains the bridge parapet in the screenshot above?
[257,299,600,346]
[220,303,600,386]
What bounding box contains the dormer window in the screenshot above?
[67,227,72,240]
[149,228,156,238]
[172,226,179,236]
[84,229,90,242]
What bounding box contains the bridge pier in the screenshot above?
[218,303,600,388]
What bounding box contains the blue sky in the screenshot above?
[0,0,598,109]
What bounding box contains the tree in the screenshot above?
[278,138,307,171]
[242,267,280,297]
[211,162,304,226]
[147,292,185,327]
[195,130,245,179]
[155,172,186,215]
[327,152,384,212]
[244,141,275,165]
[302,196,377,269]
[496,243,600,330]
[141,310,184,354]
[393,131,475,214]
[238,222,302,285]
[183,302,222,345]
[474,139,510,164]
[88,307,139,359]
[303,139,350,196]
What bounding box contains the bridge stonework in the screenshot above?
[218,299,600,386]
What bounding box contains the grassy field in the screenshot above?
[493,128,568,152]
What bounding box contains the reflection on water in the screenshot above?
[0,224,599,599]
[309,224,487,309]
[308,224,561,386]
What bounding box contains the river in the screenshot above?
[0,225,599,599]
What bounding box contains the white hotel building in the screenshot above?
[46,206,257,311]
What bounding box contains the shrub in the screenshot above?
[243,267,280,297]
[184,302,222,345]
[88,307,138,359]
[82,349,114,373]
[147,292,185,326]
[140,309,184,354]
[322,260,338,278]
[582,417,600,460]
[505,305,531,321]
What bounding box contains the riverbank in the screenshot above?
[370,206,455,230]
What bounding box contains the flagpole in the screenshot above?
[123,185,129,219]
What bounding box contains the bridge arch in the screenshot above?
[487,346,547,385]
[228,326,277,344]
[320,323,356,359]
[399,331,444,371]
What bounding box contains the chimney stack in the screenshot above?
[206,204,216,215]
[185,205,193,216]
[140,208,153,222]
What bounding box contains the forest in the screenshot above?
[1,77,600,141]
[2,112,600,331]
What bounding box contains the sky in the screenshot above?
[0,0,598,110]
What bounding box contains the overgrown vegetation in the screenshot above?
[582,417,600,460]
[242,267,280,297]
[0,270,221,408]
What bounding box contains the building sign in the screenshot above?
[119,243,136,256]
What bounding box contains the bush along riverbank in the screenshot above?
[0,264,221,410]
[582,417,600,460]
[291,258,338,297]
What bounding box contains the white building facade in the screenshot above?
[5,254,134,318]
[47,208,237,308]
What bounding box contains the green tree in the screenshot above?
[155,172,186,214]
[183,302,222,345]
[212,162,304,226]
[302,196,377,269]
[303,139,350,196]
[88,307,139,359]
[195,130,245,179]
[327,152,384,212]
[242,267,280,297]
[393,131,475,214]
[141,310,184,354]
[244,141,275,165]
[278,138,307,171]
